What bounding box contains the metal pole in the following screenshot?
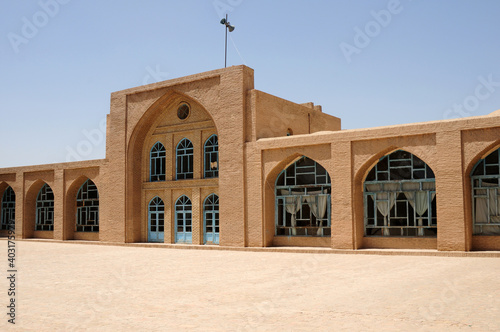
[224,14,228,68]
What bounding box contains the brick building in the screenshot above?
[1,65,500,251]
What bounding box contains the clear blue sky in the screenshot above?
[1,0,500,167]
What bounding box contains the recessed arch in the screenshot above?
[23,180,55,238]
[263,152,332,247]
[470,145,500,236]
[275,156,331,237]
[1,185,15,232]
[466,140,500,177]
[126,90,218,243]
[263,153,332,247]
[65,176,99,240]
[76,179,99,232]
[36,183,55,232]
[362,149,437,238]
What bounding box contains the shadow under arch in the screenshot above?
[465,140,500,177]
[0,182,10,195]
[24,180,53,239]
[64,176,99,241]
[126,90,218,243]
[263,153,332,248]
[354,148,437,249]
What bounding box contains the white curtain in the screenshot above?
[281,190,302,235]
[474,182,500,235]
[304,190,328,235]
[367,183,398,236]
[404,190,431,236]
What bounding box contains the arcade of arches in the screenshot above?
[1,65,500,251]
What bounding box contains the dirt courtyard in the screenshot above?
[1,240,499,331]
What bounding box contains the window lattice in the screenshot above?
[36,184,54,231]
[471,147,500,235]
[176,139,194,180]
[275,157,331,237]
[364,150,437,237]
[150,142,166,182]
[204,135,219,178]
[203,194,219,244]
[76,179,99,232]
[1,186,15,230]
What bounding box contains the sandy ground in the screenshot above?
[0,241,499,331]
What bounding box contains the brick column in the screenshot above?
[53,170,64,240]
[193,130,202,180]
[164,189,173,244]
[191,188,202,244]
[331,141,355,249]
[436,131,467,251]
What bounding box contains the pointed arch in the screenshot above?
[126,90,217,243]
[76,179,99,232]
[36,183,54,231]
[275,156,331,238]
[363,149,437,237]
[1,186,15,231]
[470,146,500,236]
[23,179,49,238]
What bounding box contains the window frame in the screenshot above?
[204,135,219,179]
[471,147,500,235]
[275,156,332,237]
[203,194,219,244]
[76,179,99,232]
[150,142,166,182]
[36,184,54,231]
[1,186,15,231]
[176,138,194,180]
[175,195,192,243]
[363,150,437,237]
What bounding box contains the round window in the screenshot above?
[177,103,190,120]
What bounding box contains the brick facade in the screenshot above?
[1,65,500,251]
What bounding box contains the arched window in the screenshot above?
[36,184,54,231]
[203,194,219,244]
[148,197,164,242]
[275,157,331,237]
[1,186,15,230]
[176,139,194,180]
[471,147,500,235]
[204,135,219,178]
[150,142,166,182]
[76,180,99,232]
[364,150,437,237]
[175,195,192,243]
